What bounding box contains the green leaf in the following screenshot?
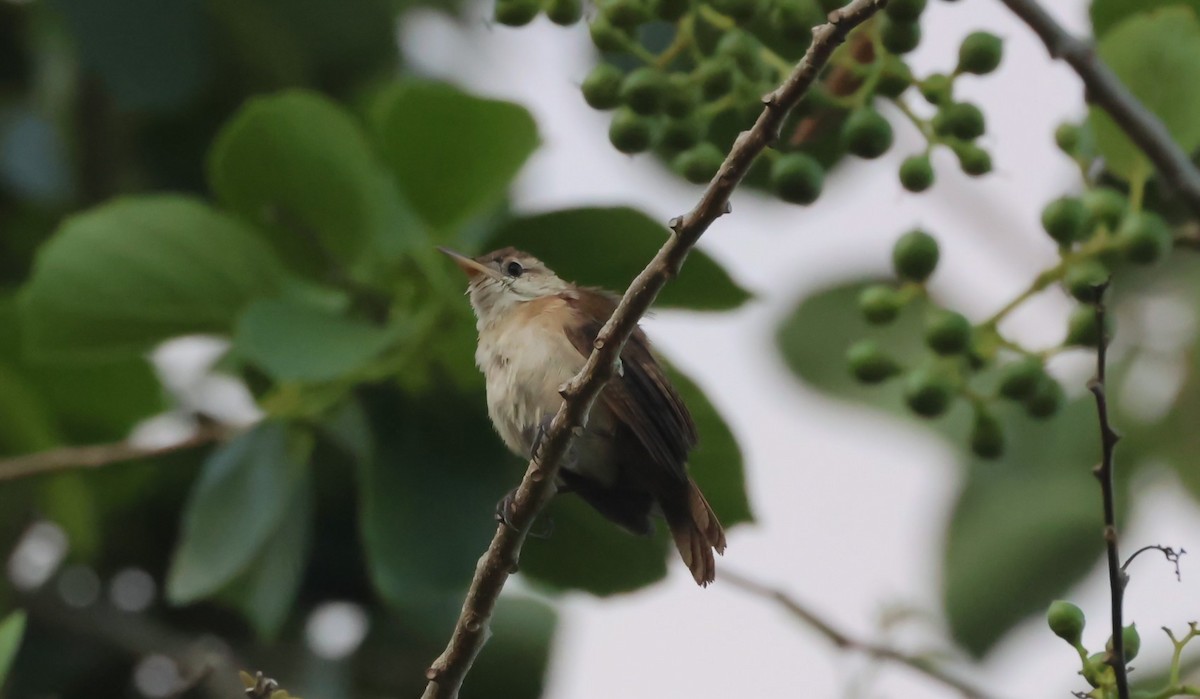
[232,297,400,382]
[1089,8,1200,181]
[665,365,752,526]
[464,596,557,699]
[20,195,287,360]
[519,496,671,595]
[356,388,514,626]
[943,399,1119,657]
[486,207,751,311]
[166,422,310,604]
[52,0,211,111]
[777,279,939,417]
[220,475,312,639]
[1129,336,1200,501]
[0,361,59,455]
[0,610,26,688]
[370,81,539,232]
[1090,0,1200,37]
[208,90,419,277]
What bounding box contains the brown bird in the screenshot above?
[439,246,727,586]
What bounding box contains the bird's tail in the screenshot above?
[663,478,727,587]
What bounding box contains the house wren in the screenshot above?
[439,246,727,586]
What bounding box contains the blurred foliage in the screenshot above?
[0,0,751,696]
[2,0,1200,696]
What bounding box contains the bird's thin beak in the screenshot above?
[437,247,499,280]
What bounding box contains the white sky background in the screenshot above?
[398,2,1200,697]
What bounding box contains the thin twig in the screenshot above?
[1085,284,1130,699]
[1122,545,1186,581]
[418,2,889,697]
[0,424,233,482]
[721,570,997,699]
[996,0,1200,219]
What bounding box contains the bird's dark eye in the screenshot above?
[506,260,524,277]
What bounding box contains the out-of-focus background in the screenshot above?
[0,0,1198,697]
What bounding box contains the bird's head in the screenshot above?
[438,246,573,327]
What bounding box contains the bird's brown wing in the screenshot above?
[561,289,697,483]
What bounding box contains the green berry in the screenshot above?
[663,75,699,118]
[1116,212,1172,264]
[698,59,736,99]
[589,17,630,51]
[712,0,759,23]
[1041,196,1088,245]
[970,408,1004,459]
[1083,652,1115,689]
[920,73,952,105]
[939,102,985,140]
[1064,260,1109,303]
[876,58,913,98]
[842,108,893,159]
[893,229,939,282]
[885,0,926,22]
[881,16,921,54]
[998,357,1044,400]
[1106,624,1141,662]
[621,67,669,115]
[904,367,956,418]
[662,115,706,150]
[1047,601,1085,647]
[1026,375,1063,419]
[772,0,822,43]
[899,154,935,192]
[1066,304,1112,348]
[859,284,903,324]
[582,64,625,110]
[494,0,541,26]
[957,31,1003,75]
[925,309,972,355]
[600,0,650,28]
[652,0,689,20]
[1054,122,1080,154]
[545,0,583,24]
[673,143,724,184]
[1082,187,1127,233]
[847,340,902,384]
[952,141,992,176]
[717,32,763,78]
[770,153,825,205]
[608,108,657,153]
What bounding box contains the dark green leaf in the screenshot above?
[1091,0,1200,37]
[208,90,419,278]
[0,295,165,443]
[166,422,310,603]
[20,195,287,360]
[220,475,312,639]
[232,297,400,382]
[357,388,514,626]
[51,0,211,110]
[519,496,671,595]
[370,81,539,232]
[665,365,752,525]
[0,361,59,455]
[777,280,940,417]
[1089,8,1200,181]
[0,610,26,688]
[486,207,751,310]
[465,596,557,699]
[943,399,1118,657]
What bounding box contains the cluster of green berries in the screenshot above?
[1046,601,1142,691]
[506,0,1001,205]
[895,30,1003,193]
[846,229,1072,459]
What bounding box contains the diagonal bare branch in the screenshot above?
[418,1,890,697]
